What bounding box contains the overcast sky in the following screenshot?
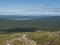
[0,0,60,16]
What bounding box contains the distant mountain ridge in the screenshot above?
[0,15,48,20]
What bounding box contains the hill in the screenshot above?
[18,16,60,31]
[30,16,60,30]
[0,16,60,32]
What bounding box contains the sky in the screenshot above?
[0,0,60,16]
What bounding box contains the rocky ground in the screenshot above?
[1,31,60,45]
[2,33,37,45]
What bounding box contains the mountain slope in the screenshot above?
[0,16,60,31]
[18,16,60,30]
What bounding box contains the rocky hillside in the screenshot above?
[3,34,37,45]
[1,31,60,45]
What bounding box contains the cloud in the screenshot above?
[39,4,60,15]
[0,4,60,16]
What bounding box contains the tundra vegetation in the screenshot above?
[0,30,60,45]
